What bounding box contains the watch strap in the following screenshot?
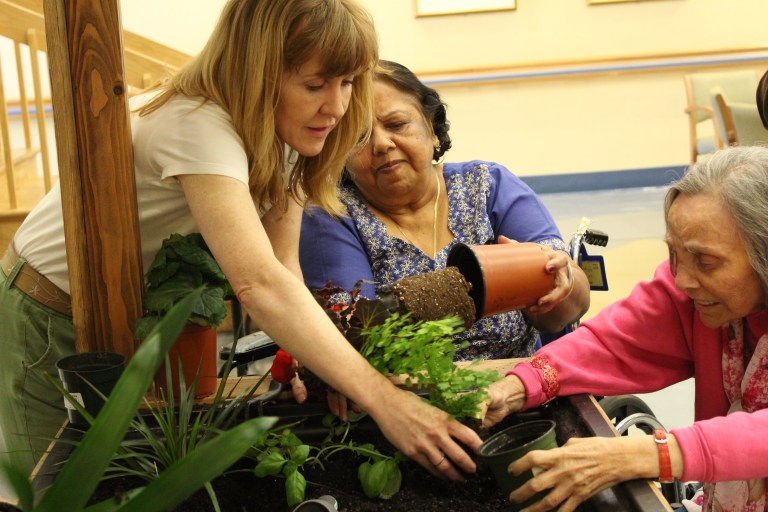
[653,429,674,483]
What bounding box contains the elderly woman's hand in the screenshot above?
[507,435,664,512]
[482,374,527,428]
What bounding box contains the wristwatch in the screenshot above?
[653,429,674,483]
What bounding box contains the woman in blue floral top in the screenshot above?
[299,60,590,360]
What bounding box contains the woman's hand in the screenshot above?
[288,372,308,403]
[507,435,662,512]
[366,385,483,481]
[326,389,361,422]
[496,236,574,316]
[496,235,589,332]
[526,248,573,316]
[482,374,527,428]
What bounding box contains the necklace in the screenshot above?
[386,173,441,259]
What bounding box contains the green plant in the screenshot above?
[305,283,500,421]
[0,289,276,512]
[134,233,233,340]
[253,413,405,507]
[258,283,500,506]
[96,341,267,511]
[360,313,499,421]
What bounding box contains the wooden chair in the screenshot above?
[683,70,759,162]
[710,86,768,148]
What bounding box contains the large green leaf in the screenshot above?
[0,459,34,511]
[104,417,276,512]
[35,289,203,512]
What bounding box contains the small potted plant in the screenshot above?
[134,232,233,398]
[0,289,276,512]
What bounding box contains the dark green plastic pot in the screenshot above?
[56,351,126,427]
[477,419,558,511]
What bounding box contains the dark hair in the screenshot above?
[758,69,768,130]
[374,60,451,161]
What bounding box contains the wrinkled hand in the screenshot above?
[367,386,483,481]
[481,375,526,428]
[508,436,656,512]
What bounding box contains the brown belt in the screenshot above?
[1,245,72,316]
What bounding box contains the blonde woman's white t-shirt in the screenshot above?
[14,92,249,293]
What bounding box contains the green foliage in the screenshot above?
[253,413,404,506]
[134,233,233,340]
[360,313,500,421]
[0,289,274,512]
[0,289,277,512]
[99,342,269,511]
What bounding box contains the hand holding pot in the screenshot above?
[494,236,587,333]
[367,385,483,481]
[501,239,574,316]
[507,434,676,512]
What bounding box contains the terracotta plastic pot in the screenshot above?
[478,419,558,510]
[447,242,555,318]
[154,323,217,399]
[56,351,126,427]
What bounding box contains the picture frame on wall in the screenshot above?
[414,0,516,17]
[587,0,664,4]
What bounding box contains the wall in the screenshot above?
[7,1,768,182]
[119,0,768,182]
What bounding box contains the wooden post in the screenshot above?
[43,0,143,356]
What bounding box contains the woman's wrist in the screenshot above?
[500,374,526,411]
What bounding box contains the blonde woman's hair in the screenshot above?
[138,0,378,214]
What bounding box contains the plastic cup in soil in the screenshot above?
[56,351,126,427]
[477,419,558,511]
[292,494,339,511]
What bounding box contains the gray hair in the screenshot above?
[664,146,768,295]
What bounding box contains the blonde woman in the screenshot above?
[0,0,482,480]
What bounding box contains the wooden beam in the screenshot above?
[43,0,142,356]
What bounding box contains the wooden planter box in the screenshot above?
[34,395,671,512]
[32,386,671,512]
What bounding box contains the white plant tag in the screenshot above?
[63,392,85,410]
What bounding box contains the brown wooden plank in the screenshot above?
[43,0,142,356]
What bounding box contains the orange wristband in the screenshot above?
[653,429,674,483]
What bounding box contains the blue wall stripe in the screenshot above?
[520,164,688,194]
[7,106,53,115]
[421,54,768,86]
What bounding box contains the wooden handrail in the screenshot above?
[0,0,191,90]
[0,0,192,250]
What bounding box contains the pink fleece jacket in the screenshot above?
[511,260,768,483]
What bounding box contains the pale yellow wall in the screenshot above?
[117,0,767,176]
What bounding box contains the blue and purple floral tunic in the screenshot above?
[300,161,565,360]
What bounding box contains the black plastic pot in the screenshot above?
[477,419,557,511]
[56,351,125,427]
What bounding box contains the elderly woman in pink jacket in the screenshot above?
[485,146,768,512]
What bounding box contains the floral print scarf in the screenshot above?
[702,319,768,512]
